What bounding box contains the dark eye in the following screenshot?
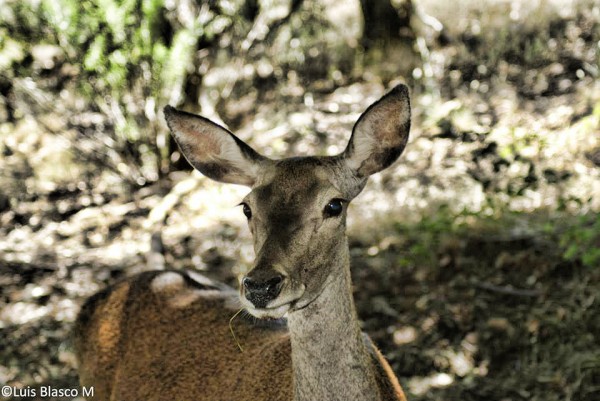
[242,203,252,219]
[324,199,344,218]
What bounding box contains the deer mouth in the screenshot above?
[243,290,306,319]
[245,302,293,319]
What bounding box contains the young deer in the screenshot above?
[74,84,411,401]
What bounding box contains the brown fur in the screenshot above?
[75,271,293,401]
[74,270,406,401]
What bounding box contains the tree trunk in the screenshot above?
[358,0,418,81]
[359,0,414,49]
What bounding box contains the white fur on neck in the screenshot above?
[286,255,381,401]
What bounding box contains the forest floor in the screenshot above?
[1,1,599,401]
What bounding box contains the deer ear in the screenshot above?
[164,106,268,186]
[343,84,411,178]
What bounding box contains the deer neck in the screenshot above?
[286,244,380,401]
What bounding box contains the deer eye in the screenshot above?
[241,203,252,219]
[324,199,344,218]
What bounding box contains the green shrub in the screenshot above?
[561,214,600,268]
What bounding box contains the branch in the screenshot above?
[475,281,542,297]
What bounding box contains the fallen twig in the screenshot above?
[475,281,542,297]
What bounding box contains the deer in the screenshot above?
[74,84,411,401]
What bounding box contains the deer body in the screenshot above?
[75,85,411,401]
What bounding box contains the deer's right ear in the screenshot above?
[164,106,268,187]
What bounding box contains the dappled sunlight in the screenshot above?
[352,79,600,220]
[408,373,454,396]
[1,302,49,326]
[393,326,418,345]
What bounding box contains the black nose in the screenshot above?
[243,274,284,308]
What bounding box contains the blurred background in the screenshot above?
[0,0,599,400]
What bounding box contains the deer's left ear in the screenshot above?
[342,84,411,178]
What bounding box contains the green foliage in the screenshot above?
[393,206,600,271]
[561,214,600,268]
[13,0,210,182]
[393,206,459,268]
[40,0,175,96]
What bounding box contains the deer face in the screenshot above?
[165,85,410,319]
[237,158,356,318]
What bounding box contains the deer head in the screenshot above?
[164,84,410,319]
